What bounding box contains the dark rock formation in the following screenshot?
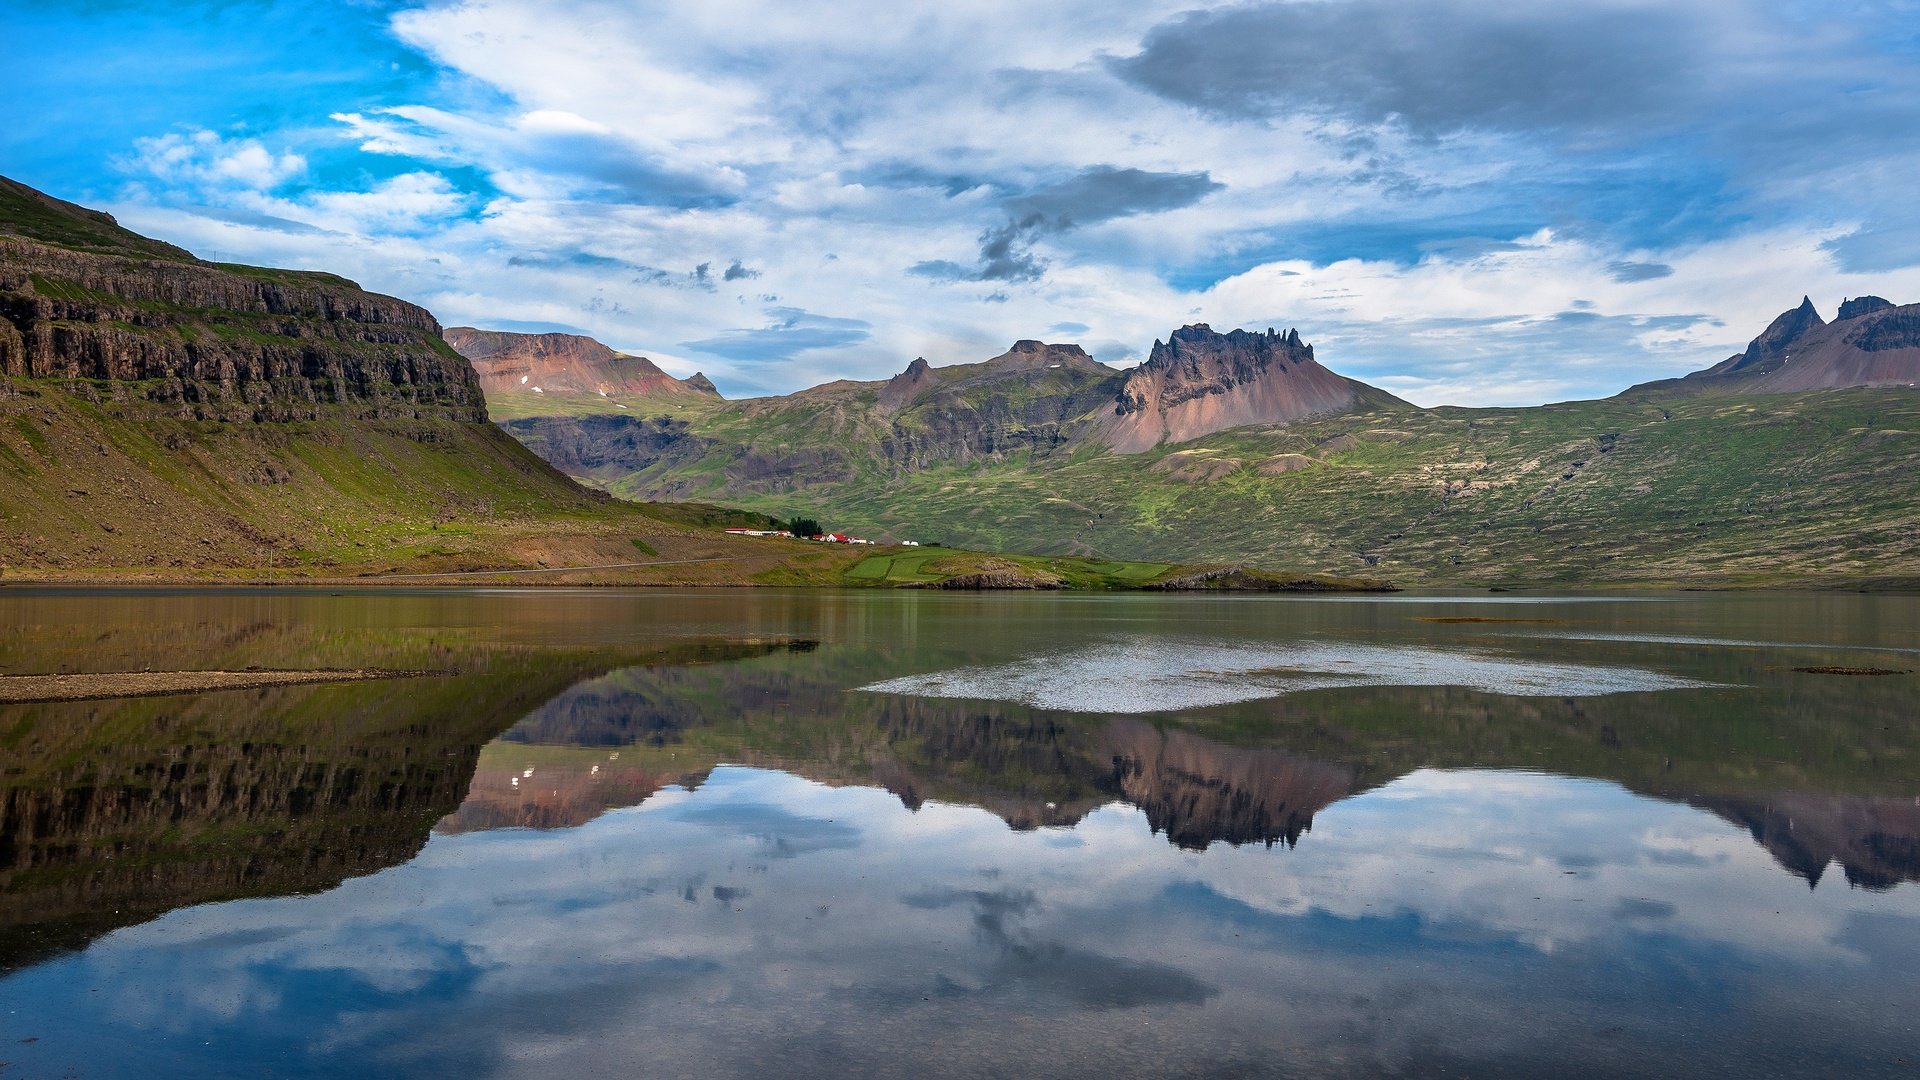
[1838,295,1895,321]
[0,176,486,423]
[503,412,715,486]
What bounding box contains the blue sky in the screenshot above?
[6,0,1920,401]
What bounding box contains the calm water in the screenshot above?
[2,588,1918,1078]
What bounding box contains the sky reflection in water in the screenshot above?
[860,638,1721,712]
[2,590,1919,1078]
[7,766,1918,1078]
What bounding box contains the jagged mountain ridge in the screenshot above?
[479,298,1920,586]
[487,322,1407,499]
[1624,294,1920,396]
[1099,325,1400,452]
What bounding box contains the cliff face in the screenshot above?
[0,179,486,423]
[1098,324,1396,453]
[444,326,718,401]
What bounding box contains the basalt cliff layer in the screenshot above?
[0,175,804,580]
[0,178,485,424]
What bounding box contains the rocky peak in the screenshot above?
[1099,323,1395,453]
[1654,293,1920,394]
[1838,295,1896,321]
[1726,296,1825,374]
[876,356,937,413]
[992,340,1096,369]
[685,372,720,397]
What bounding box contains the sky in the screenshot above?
[6,0,1920,402]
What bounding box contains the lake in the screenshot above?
[2,588,1917,1078]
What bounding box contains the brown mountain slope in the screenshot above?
[445,326,719,403]
[1097,324,1406,453]
[1625,295,1920,397]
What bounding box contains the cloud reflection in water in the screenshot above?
[4,766,1917,1079]
[861,639,1721,713]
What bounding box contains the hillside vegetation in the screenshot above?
[557,384,1920,588]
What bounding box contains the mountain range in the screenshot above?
[1624,294,1920,395]
[4,170,1917,588]
[464,295,1920,587]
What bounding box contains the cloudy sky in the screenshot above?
[8,0,1920,401]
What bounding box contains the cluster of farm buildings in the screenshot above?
[723,528,919,546]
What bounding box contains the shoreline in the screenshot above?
[0,668,438,704]
[0,574,1915,594]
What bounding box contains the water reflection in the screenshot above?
[2,590,1919,1078]
[7,766,1919,1078]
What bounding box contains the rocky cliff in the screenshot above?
[444,325,719,402]
[0,177,485,423]
[1098,324,1404,453]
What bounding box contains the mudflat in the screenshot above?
[0,668,432,703]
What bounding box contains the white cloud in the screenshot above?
[124,129,306,191]
[98,0,1920,402]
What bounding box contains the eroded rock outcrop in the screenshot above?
[1098,324,1403,453]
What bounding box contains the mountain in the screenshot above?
[482,303,1920,587]
[444,326,718,414]
[1098,325,1401,452]
[490,322,1405,501]
[0,175,829,581]
[1,177,485,424]
[1624,295,1920,396]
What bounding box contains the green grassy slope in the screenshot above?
[580,386,1920,588]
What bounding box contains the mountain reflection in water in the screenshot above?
[2,589,1919,1079]
[437,652,1920,891]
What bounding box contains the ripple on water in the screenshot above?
[859,639,1722,713]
